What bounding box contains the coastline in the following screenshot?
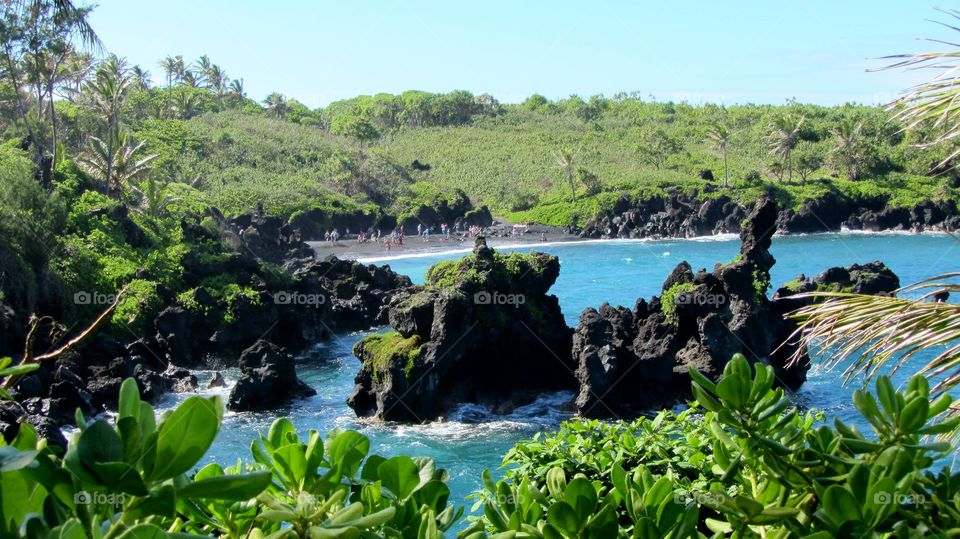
[309,227,952,264]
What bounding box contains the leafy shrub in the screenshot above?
[0,378,462,538]
[661,282,695,322]
[464,355,960,537]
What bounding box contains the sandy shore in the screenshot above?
[309,223,576,262]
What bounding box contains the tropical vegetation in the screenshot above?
[3,1,960,538]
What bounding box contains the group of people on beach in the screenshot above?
[316,220,500,252]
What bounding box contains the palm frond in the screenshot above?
[787,273,960,396]
[879,9,960,167]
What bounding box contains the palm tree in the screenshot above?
[130,65,151,91]
[195,54,212,87]
[554,147,577,202]
[766,114,805,183]
[228,78,246,106]
[172,90,199,120]
[159,55,185,86]
[158,55,183,118]
[83,55,132,195]
[264,92,289,119]
[181,69,201,88]
[705,122,731,187]
[206,64,228,108]
[829,119,868,180]
[0,0,101,173]
[79,132,158,198]
[128,177,176,217]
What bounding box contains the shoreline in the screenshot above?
[308,227,953,264]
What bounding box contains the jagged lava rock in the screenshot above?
[773,261,900,311]
[348,237,574,422]
[573,198,809,417]
[227,340,316,411]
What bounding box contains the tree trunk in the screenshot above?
[105,124,115,197]
[47,79,57,167]
[723,149,728,188]
[787,150,793,183]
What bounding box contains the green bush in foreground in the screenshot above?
[464,355,960,538]
[0,378,459,538]
[2,355,959,538]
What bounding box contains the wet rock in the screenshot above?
[348,237,575,422]
[165,367,198,393]
[581,189,957,239]
[227,340,316,411]
[207,371,226,389]
[773,261,901,311]
[573,198,810,417]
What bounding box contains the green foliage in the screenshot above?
[465,355,960,537]
[0,378,265,537]
[354,331,423,381]
[661,282,695,322]
[752,269,771,301]
[0,144,66,270]
[0,378,463,538]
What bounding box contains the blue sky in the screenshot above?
[89,1,941,108]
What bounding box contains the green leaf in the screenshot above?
[734,495,764,518]
[123,485,176,520]
[146,396,221,481]
[116,523,167,539]
[564,478,598,525]
[546,467,566,500]
[326,430,369,479]
[0,447,37,472]
[715,372,748,409]
[897,397,929,433]
[414,480,450,512]
[177,471,272,501]
[688,366,717,393]
[91,462,149,495]
[273,443,308,486]
[46,518,86,539]
[267,418,297,449]
[117,417,143,465]
[78,420,122,467]
[305,430,324,471]
[0,363,39,376]
[875,376,899,418]
[119,378,141,421]
[361,454,387,482]
[546,501,580,534]
[821,485,861,525]
[378,456,420,501]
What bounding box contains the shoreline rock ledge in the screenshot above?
[347,237,575,422]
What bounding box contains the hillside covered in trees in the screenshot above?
[4,42,954,231]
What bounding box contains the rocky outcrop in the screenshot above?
[572,198,810,417]
[580,191,746,239]
[397,188,493,232]
[347,237,574,422]
[227,340,316,411]
[155,255,412,368]
[773,261,900,311]
[6,251,409,432]
[580,189,958,239]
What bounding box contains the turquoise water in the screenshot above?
[157,232,959,509]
